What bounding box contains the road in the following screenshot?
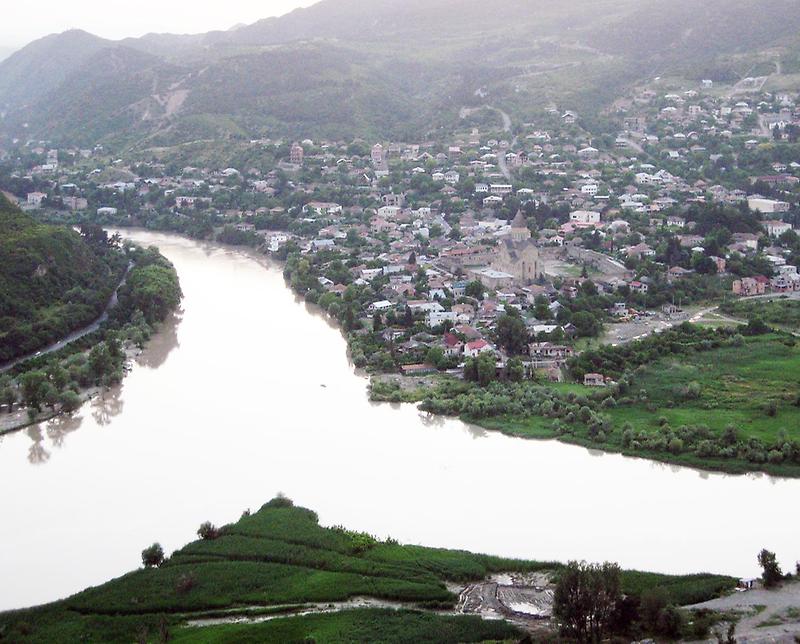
[0,263,133,373]
[490,106,517,181]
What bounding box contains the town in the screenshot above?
[4,79,799,388]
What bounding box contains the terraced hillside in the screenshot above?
[0,498,736,642]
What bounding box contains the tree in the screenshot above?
[426,346,445,370]
[757,548,782,587]
[0,378,16,413]
[197,522,219,540]
[476,352,496,386]
[507,357,525,382]
[141,543,165,568]
[572,311,602,337]
[465,280,485,301]
[496,311,529,355]
[553,560,622,643]
[19,371,47,411]
[59,390,82,413]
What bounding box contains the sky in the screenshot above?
[0,0,317,50]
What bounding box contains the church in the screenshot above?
[491,210,541,286]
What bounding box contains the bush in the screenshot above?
[175,572,197,594]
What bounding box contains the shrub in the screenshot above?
[669,438,684,454]
[175,572,197,595]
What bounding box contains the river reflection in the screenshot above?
[1,230,799,612]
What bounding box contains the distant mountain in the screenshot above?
[1,0,798,148]
[0,30,111,110]
[0,46,16,62]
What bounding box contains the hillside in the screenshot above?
[0,30,111,110]
[0,195,127,362]
[0,498,735,643]
[1,0,799,146]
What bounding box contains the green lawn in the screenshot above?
[0,499,735,643]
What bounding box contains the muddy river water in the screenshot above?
[1,231,798,611]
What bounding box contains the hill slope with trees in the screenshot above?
[0,196,127,362]
[1,0,799,147]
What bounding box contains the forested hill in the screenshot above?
[1,0,798,147]
[0,196,127,362]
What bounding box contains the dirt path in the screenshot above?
[687,581,800,643]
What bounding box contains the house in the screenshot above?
[303,201,343,217]
[290,143,304,165]
[668,266,693,280]
[490,184,514,196]
[368,300,393,312]
[444,170,460,185]
[26,192,46,207]
[427,311,457,327]
[443,333,464,357]
[528,343,574,368]
[732,277,767,296]
[584,373,607,387]
[464,339,493,358]
[311,239,336,250]
[748,198,790,214]
[625,244,656,259]
[408,300,444,314]
[562,111,578,125]
[570,210,600,225]
[763,220,793,237]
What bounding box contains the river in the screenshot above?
[1,231,798,611]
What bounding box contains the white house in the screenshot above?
[570,210,601,225]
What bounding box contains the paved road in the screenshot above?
[0,263,133,373]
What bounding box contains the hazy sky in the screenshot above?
[0,0,316,49]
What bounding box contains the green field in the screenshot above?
[0,498,735,643]
[479,334,800,476]
[720,298,800,331]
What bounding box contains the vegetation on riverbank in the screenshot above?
[0,235,182,431]
[373,325,800,476]
[0,497,735,643]
[0,196,128,362]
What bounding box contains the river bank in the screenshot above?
[2,230,799,613]
[0,242,182,437]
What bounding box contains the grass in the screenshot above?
[169,608,522,643]
[0,499,737,643]
[720,298,800,332]
[611,335,800,442]
[477,334,800,476]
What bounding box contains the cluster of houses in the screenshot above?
[3,79,799,385]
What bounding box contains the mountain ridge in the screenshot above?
[1,0,799,147]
